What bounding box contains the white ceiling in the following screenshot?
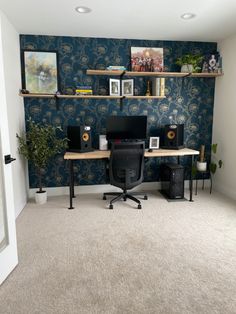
[0,0,236,42]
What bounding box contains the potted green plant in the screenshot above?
[209,143,223,193]
[176,54,203,73]
[196,144,207,171]
[17,120,67,204]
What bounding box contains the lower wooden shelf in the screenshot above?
[19,93,166,99]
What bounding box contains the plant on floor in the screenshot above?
[176,54,203,73]
[196,144,207,172]
[209,143,223,193]
[17,119,67,202]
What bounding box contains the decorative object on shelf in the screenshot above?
[145,80,151,96]
[22,50,58,94]
[151,78,161,96]
[75,85,93,95]
[196,144,207,171]
[121,79,134,96]
[202,53,222,74]
[16,119,67,204]
[109,78,120,96]
[99,135,108,151]
[160,78,165,96]
[176,54,203,73]
[20,88,30,94]
[149,137,160,150]
[106,66,126,71]
[209,143,223,193]
[131,47,164,72]
[62,87,75,95]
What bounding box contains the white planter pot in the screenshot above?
[196,161,207,172]
[181,64,194,73]
[35,191,47,204]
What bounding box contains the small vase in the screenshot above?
[181,64,194,73]
[196,161,207,172]
[35,191,47,204]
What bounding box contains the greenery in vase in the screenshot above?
[17,119,67,193]
[176,54,203,72]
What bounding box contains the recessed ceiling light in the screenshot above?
[75,6,92,14]
[181,13,196,20]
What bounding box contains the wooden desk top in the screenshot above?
[64,148,199,160]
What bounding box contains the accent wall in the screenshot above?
[20,35,217,188]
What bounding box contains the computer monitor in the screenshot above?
[106,116,147,140]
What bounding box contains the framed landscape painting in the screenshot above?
[22,51,58,94]
[131,47,164,72]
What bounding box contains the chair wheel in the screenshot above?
[103,195,106,200]
[109,204,113,210]
[138,204,142,209]
[123,197,127,201]
[144,195,148,200]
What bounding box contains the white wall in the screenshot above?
[0,11,27,217]
[213,33,236,200]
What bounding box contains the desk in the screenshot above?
[64,148,199,209]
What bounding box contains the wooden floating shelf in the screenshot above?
[125,95,166,99]
[190,72,223,77]
[19,93,55,98]
[56,95,123,99]
[86,69,223,78]
[20,93,165,99]
[86,69,124,76]
[124,71,189,77]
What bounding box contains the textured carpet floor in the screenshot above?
[1,190,236,314]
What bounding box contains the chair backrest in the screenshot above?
[109,141,145,190]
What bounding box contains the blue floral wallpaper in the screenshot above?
[20,35,217,188]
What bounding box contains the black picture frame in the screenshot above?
[21,50,59,94]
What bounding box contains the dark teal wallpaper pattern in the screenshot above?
[20,35,217,188]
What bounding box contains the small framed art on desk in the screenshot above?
[149,137,160,150]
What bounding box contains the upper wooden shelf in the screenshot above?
[124,71,189,77]
[86,69,124,76]
[86,69,223,78]
[190,72,223,77]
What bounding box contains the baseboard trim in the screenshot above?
[28,180,207,198]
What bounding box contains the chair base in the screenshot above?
[103,191,148,209]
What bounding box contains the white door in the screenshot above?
[0,20,18,284]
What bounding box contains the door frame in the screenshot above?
[0,15,18,284]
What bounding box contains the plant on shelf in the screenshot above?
[176,54,203,73]
[209,143,223,193]
[17,119,67,204]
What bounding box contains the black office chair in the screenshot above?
[103,141,147,209]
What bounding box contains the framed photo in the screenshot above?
[22,50,58,94]
[122,79,134,96]
[149,137,160,149]
[109,78,120,96]
[131,47,164,72]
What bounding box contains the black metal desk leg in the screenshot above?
[189,155,194,202]
[69,160,74,209]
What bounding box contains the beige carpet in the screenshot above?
[1,190,236,314]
